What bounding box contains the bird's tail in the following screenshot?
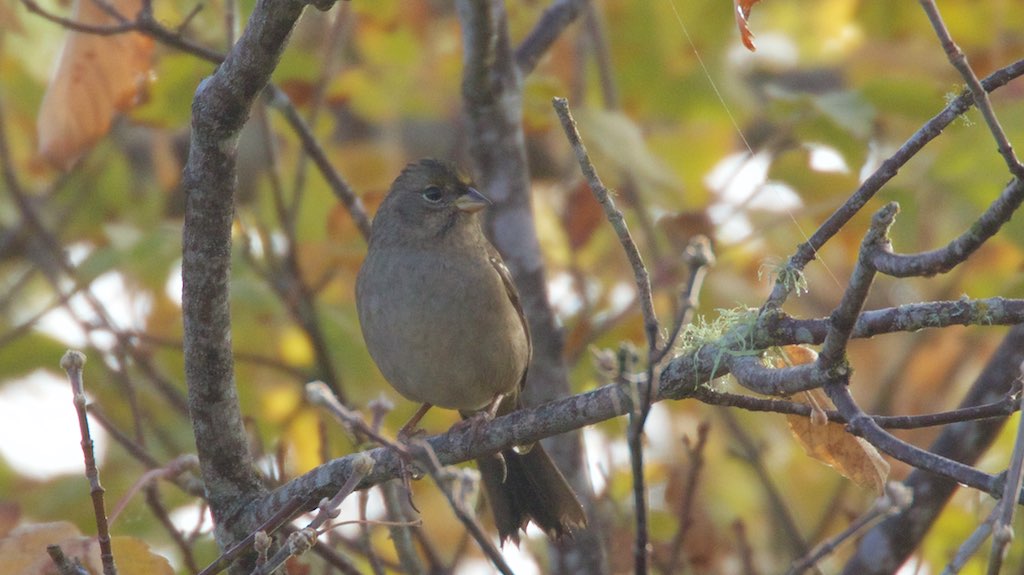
[476,442,587,545]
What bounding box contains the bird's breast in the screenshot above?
[357,248,528,411]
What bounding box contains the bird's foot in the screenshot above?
[450,410,496,448]
[397,425,427,445]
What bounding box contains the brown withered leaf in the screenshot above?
[772,346,889,494]
[786,388,889,495]
[657,210,714,256]
[735,0,763,52]
[37,0,154,170]
[562,180,605,251]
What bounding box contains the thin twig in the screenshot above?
[918,0,1024,178]
[817,203,896,369]
[145,486,201,574]
[719,408,810,559]
[732,521,759,575]
[195,492,313,575]
[23,0,371,242]
[553,97,660,358]
[986,363,1024,574]
[870,179,1024,277]
[828,380,999,495]
[653,236,715,363]
[414,442,514,575]
[941,506,998,574]
[786,484,912,575]
[306,381,408,456]
[554,95,659,575]
[265,86,372,241]
[61,350,118,575]
[21,0,135,34]
[47,545,90,575]
[251,455,375,575]
[289,2,352,222]
[359,490,386,575]
[380,480,425,575]
[662,421,710,574]
[249,102,348,401]
[108,455,201,525]
[689,385,1019,430]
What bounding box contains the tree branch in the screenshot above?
[179,0,319,563]
[764,57,1024,308]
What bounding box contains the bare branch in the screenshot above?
[61,350,118,575]
[919,0,1024,178]
[870,179,1024,277]
[764,58,1024,308]
[515,0,587,75]
[554,95,659,575]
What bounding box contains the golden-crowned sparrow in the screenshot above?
[356,159,586,543]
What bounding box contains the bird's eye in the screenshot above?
[421,186,443,203]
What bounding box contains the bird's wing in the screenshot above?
[488,254,531,391]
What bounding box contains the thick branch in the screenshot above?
[180,0,310,558]
[773,297,1024,343]
[251,378,647,529]
[870,179,1024,277]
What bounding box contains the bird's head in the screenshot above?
[371,159,491,245]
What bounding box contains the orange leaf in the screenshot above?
[786,389,890,494]
[37,0,154,170]
[734,0,763,52]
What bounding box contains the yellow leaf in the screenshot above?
[37,0,154,170]
[279,326,315,367]
[262,384,302,423]
[99,536,174,575]
[288,410,324,474]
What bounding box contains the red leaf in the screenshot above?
[734,0,763,52]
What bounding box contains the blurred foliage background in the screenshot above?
[2,0,1024,573]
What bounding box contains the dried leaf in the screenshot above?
[37,0,154,170]
[787,389,890,494]
[1,521,173,575]
[776,344,817,367]
[734,0,763,52]
[563,180,605,251]
[0,521,81,575]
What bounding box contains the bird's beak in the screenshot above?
[454,187,491,213]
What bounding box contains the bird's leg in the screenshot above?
[397,402,433,442]
[392,403,434,514]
